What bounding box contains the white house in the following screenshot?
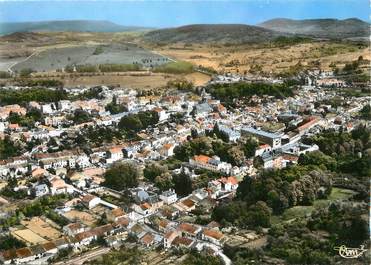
[81,194,101,209]
[189,155,232,174]
[152,107,168,121]
[63,223,86,236]
[106,147,124,164]
[159,189,178,205]
[49,176,74,195]
[34,184,50,197]
[218,176,239,192]
[201,228,225,247]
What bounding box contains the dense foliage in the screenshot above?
[103,162,139,191]
[105,100,127,114]
[74,86,103,100]
[302,125,370,178]
[266,202,369,265]
[118,111,159,134]
[0,137,20,159]
[69,109,92,124]
[0,88,68,105]
[174,136,256,166]
[19,194,69,218]
[0,177,28,199]
[212,165,331,228]
[173,171,193,196]
[359,104,371,120]
[272,36,312,47]
[212,200,271,228]
[76,126,123,147]
[0,235,26,250]
[143,162,168,182]
[207,82,295,104]
[7,108,43,129]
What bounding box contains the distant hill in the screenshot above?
[144,24,284,44]
[259,18,369,39]
[0,20,150,35]
[0,32,52,42]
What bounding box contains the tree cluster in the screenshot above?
[302,125,370,178]
[267,202,369,265]
[0,88,68,105]
[103,162,139,191]
[174,136,256,166]
[206,82,295,104]
[118,111,159,134]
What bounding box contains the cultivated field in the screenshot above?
[11,43,170,72]
[12,228,48,244]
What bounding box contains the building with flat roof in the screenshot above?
[241,127,282,149]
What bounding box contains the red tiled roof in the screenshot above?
[141,232,155,245]
[181,199,195,208]
[192,155,211,164]
[178,223,199,235]
[219,176,238,185]
[173,236,193,247]
[203,228,224,240]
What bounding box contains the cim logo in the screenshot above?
[334,245,367,259]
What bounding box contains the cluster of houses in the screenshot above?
[0,171,237,264]
[0,72,369,264]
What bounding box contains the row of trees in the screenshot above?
[65,63,142,73]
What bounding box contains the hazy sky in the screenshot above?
[0,0,369,27]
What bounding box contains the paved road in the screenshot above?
[53,247,110,265]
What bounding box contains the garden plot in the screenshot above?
[11,229,48,245]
